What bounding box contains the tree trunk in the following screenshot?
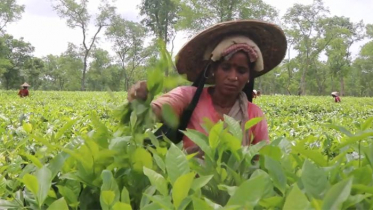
[299,56,309,95]
[81,55,88,91]
[340,75,345,96]
[124,75,129,91]
[164,18,169,77]
[300,67,307,95]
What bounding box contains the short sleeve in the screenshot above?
[248,103,270,144]
[151,86,197,116]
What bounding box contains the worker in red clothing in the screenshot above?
[252,89,258,99]
[18,82,30,97]
[257,90,261,97]
[331,91,341,102]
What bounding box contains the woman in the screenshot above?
[331,91,341,102]
[18,83,30,97]
[128,20,287,152]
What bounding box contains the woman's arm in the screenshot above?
[151,86,197,119]
[127,81,196,121]
[249,103,270,145]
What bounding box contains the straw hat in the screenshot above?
[331,91,339,97]
[175,19,287,83]
[21,82,30,87]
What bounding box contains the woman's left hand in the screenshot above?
[185,145,204,159]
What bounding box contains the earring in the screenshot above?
[212,73,215,77]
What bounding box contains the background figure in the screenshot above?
[331,91,341,102]
[252,89,258,99]
[257,90,261,97]
[18,83,30,97]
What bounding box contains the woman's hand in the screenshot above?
[127,80,148,102]
[185,145,204,159]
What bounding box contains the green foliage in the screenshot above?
[1,0,373,209]
[1,88,373,209]
[0,0,25,32]
[177,0,277,33]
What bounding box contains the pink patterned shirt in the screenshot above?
[152,86,269,149]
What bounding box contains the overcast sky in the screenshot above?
[5,0,373,59]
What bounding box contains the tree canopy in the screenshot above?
[0,0,372,96]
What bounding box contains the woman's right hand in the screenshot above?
[127,80,148,102]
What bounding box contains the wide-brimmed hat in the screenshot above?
[21,82,30,87]
[175,19,287,83]
[331,91,339,96]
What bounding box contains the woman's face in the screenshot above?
[213,51,251,96]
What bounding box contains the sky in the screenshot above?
[5,0,373,59]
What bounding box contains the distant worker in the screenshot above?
[257,90,261,97]
[18,83,30,97]
[252,89,258,99]
[331,91,341,102]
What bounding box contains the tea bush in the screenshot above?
[1,89,373,209]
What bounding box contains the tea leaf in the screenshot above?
[283,184,312,210]
[217,185,238,196]
[182,129,211,156]
[323,124,353,137]
[301,160,329,199]
[21,175,38,204]
[292,145,328,167]
[352,184,373,194]
[47,151,70,179]
[224,115,243,140]
[23,123,32,133]
[191,175,214,191]
[192,197,214,210]
[140,186,157,208]
[361,116,373,130]
[166,144,190,184]
[342,194,371,209]
[121,186,131,204]
[259,196,284,208]
[227,173,267,207]
[349,165,372,185]
[0,199,22,208]
[143,167,168,196]
[54,119,77,140]
[245,117,263,130]
[209,121,224,149]
[251,169,274,198]
[101,170,120,203]
[144,194,173,209]
[152,152,166,173]
[322,178,352,210]
[161,104,179,129]
[56,185,79,208]
[131,147,153,173]
[335,130,373,150]
[36,166,52,207]
[259,145,282,161]
[113,202,132,210]
[47,197,69,210]
[172,172,195,208]
[24,153,43,169]
[101,190,116,207]
[264,156,287,194]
